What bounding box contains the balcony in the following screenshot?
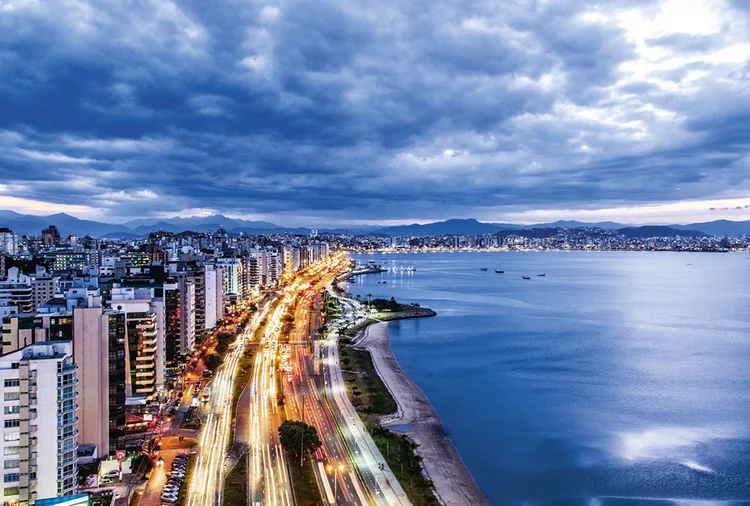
[57,398,77,411]
[57,390,78,401]
[57,429,78,441]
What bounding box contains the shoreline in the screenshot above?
[355,321,490,506]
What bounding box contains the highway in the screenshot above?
[186,254,410,506]
[186,301,271,506]
[282,257,412,506]
[247,296,295,506]
[284,276,370,505]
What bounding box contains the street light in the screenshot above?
[326,463,345,499]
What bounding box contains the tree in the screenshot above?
[278,420,322,463]
[216,332,234,355]
[203,353,223,372]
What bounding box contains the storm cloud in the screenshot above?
[2,0,750,225]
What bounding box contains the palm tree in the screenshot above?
[367,293,372,310]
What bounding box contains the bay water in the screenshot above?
[346,251,750,505]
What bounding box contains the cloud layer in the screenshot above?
[2,0,750,225]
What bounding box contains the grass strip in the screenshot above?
[338,340,396,416]
[223,455,249,506]
[339,339,439,506]
[231,347,255,423]
[370,427,440,506]
[288,457,324,506]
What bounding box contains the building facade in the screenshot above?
[0,341,79,504]
[0,268,32,314]
[110,288,165,399]
[0,228,17,255]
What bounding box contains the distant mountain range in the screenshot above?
[0,211,746,239]
[371,218,726,237]
[0,211,364,238]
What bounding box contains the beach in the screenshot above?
[356,321,490,506]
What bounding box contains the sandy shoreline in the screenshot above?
[356,321,490,506]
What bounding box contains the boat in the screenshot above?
[522,276,531,280]
[537,273,545,277]
[480,267,488,271]
[495,264,504,274]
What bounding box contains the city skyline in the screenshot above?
[3,1,750,226]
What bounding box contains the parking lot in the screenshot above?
[139,450,190,506]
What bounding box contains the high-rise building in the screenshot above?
[0,341,79,502]
[0,227,17,255]
[73,305,126,458]
[0,267,32,314]
[203,265,224,330]
[163,276,195,365]
[30,266,60,313]
[41,226,61,246]
[111,287,165,399]
[215,258,241,299]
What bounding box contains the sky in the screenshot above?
[2,0,750,227]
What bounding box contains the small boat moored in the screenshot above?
[522,276,531,280]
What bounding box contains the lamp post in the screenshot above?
[326,463,345,499]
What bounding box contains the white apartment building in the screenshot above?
[0,268,32,314]
[203,265,224,330]
[0,228,17,255]
[0,341,78,504]
[214,258,241,299]
[247,249,283,287]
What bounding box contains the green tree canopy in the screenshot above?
[278,420,322,461]
[370,297,401,312]
[203,353,223,372]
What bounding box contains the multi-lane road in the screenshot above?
[246,295,295,506]
[282,259,412,506]
[186,300,272,506]
[284,276,371,505]
[186,254,412,506]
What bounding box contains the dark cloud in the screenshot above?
[1,0,750,225]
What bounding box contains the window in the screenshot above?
[2,448,18,456]
[3,486,19,496]
[2,475,18,484]
[3,394,18,402]
[3,421,19,429]
[2,380,18,388]
[9,364,18,370]
[2,407,18,415]
[3,434,18,443]
[2,461,18,471]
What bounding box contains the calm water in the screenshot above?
[346,251,750,506]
